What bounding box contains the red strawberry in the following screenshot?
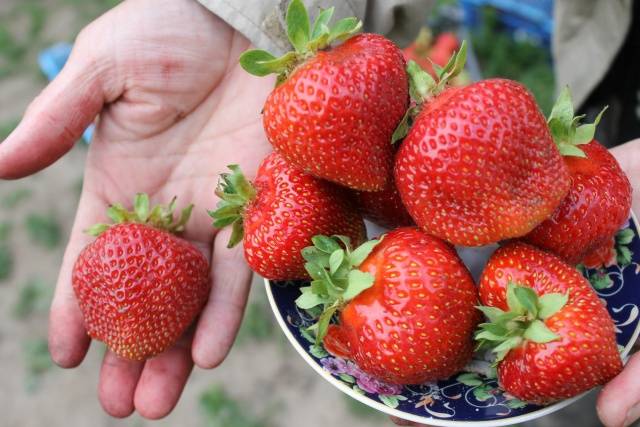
[296,228,480,384]
[210,152,365,280]
[522,88,632,266]
[394,47,570,246]
[240,1,408,191]
[72,194,210,361]
[476,242,622,404]
[354,177,414,229]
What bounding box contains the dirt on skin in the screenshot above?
[0,1,619,427]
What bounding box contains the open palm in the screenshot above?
[0,0,272,419]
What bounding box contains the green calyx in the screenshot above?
[475,283,568,365]
[86,193,194,237]
[209,165,256,249]
[295,235,381,343]
[239,0,362,84]
[391,40,467,144]
[548,86,608,158]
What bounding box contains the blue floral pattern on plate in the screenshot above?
[265,217,640,426]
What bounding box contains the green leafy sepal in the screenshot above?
[208,165,257,248]
[548,86,607,158]
[295,235,381,343]
[239,0,362,83]
[475,283,568,365]
[392,40,467,143]
[86,193,194,237]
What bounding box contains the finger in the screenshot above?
[0,27,118,179]
[192,227,252,369]
[98,350,144,418]
[390,416,427,426]
[133,334,194,420]
[48,192,105,367]
[611,138,640,214]
[597,352,640,427]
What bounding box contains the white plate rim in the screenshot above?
[264,211,640,427]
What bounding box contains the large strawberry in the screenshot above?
[296,228,480,384]
[476,242,622,404]
[522,88,632,267]
[394,48,571,246]
[210,152,365,280]
[239,0,408,191]
[72,194,210,361]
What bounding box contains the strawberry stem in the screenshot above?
[475,283,568,364]
[295,235,381,343]
[412,27,433,57]
[239,0,362,83]
[209,165,257,248]
[392,40,467,143]
[86,193,194,237]
[548,86,608,158]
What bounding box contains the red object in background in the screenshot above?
[403,28,460,77]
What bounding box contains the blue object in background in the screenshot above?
[460,0,553,47]
[38,43,94,144]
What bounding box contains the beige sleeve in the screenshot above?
[197,0,434,54]
[553,0,633,108]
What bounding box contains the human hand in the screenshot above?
[389,139,640,427]
[0,0,272,419]
[597,138,640,427]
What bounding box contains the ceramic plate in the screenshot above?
[265,213,640,426]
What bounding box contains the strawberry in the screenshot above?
[394,46,571,246]
[476,242,622,405]
[354,177,414,229]
[72,194,210,361]
[210,152,365,280]
[296,228,480,385]
[240,0,408,191]
[522,88,632,267]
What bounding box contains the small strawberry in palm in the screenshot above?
[72,194,210,361]
[476,242,622,404]
[240,0,408,191]
[210,152,365,280]
[522,88,632,267]
[296,228,480,385]
[394,45,570,246]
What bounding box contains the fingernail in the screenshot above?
[624,403,640,427]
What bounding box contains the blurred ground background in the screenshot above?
[0,1,629,426]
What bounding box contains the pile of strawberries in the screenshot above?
[70,0,631,408]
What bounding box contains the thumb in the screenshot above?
[0,29,116,179]
[597,352,640,427]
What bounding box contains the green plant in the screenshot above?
[24,338,53,391]
[0,222,13,281]
[470,7,555,115]
[200,385,271,427]
[13,278,52,319]
[236,300,276,344]
[2,188,32,209]
[0,118,19,140]
[344,395,385,420]
[25,213,62,249]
